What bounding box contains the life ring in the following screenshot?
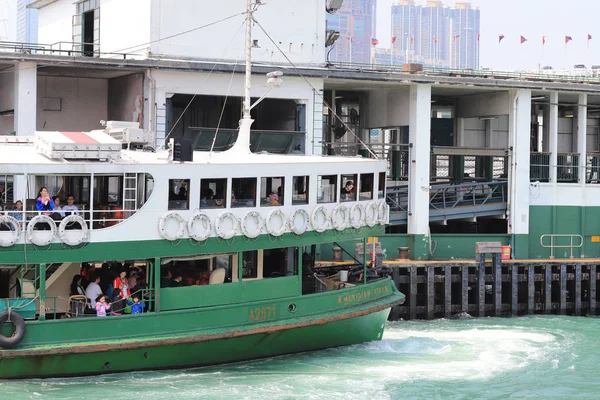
[311,205,329,233]
[27,215,56,246]
[378,201,390,225]
[58,215,89,246]
[266,209,287,237]
[0,310,26,349]
[0,215,21,247]
[331,204,349,231]
[289,208,310,235]
[349,203,365,229]
[364,201,379,227]
[187,212,212,242]
[241,211,263,239]
[215,212,238,239]
[158,212,186,241]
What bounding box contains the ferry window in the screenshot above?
[168,179,189,210]
[263,247,298,278]
[378,172,386,199]
[260,177,284,207]
[317,175,337,204]
[200,178,227,208]
[359,173,374,201]
[242,250,258,279]
[292,176,309,205]
[231,178,256,208]
[0,175,14,205]
[341,174,357,202]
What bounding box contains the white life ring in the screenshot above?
[331,204,349,231]
[266,209,287,237]
[215,211,238,240]
[311,205,329,233]
[241,211,263,239]
[349,203,365,229]
[0,215,21,247]
[58,215,89,246]
[378,201,389,225]
[188,212,212,242]
[158,212,186,241]
[289,208,310,235]
[365,201,379,227]
[27,214,57,246]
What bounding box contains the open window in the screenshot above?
[359,173,374,201]
[341,174,357,202]
[168,179,189,210]
[292,176,309,205]
[231,178,257,208]
[378,172,386,199]
[260,176,284,206]
[317,175,337,203]
[200,178,227,208]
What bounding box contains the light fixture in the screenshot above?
[325,30,341,47]
[531,96,546,100]
[326,0,344,14]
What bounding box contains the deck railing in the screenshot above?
[530,152,580,183]
[530,152,551,182]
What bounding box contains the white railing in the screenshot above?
[540,234,584,260]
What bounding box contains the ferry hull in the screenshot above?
[0,305,393,379]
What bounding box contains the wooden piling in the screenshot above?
[590,265,596,315]
[575,264,582,316]
[545,264,552,314]
[493,254,502,316]
[409,266,417,320]
[476,261,486,317]
[511,265,519,316]
[527,264,535,313]
[426,266,435,320]
[461,266,468,313]
[559,264,567,315]
[444,267,451,318]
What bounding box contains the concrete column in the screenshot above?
[408,84,432,260]
[577,93,588,184]
[508,89,532,259]
[548,92,559,183]
[13,62,37,136]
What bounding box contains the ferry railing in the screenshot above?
[530,152,551,182]
[0,40,136,59]
[586,153,600,183]
[540,234,584,259]
[557,153,580,183]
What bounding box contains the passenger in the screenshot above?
[85,273,103,309]
[126,296,145,315]
[174,180,188,200]
[171,273,184,287]
[267,193,279,206]
[62,195,80,216]
[341,181,354,201]
[10,200,23,222]
[230,191,236,205]
[52,196,66,218]
[70,274,86,296]
[160,269,173,288]
[95,295,111,317]
[36,187,55,214]
[112,270,128,291]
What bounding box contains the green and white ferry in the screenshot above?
[0,0,403,379]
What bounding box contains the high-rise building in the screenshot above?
[17,0,38,44]
[326,0,377,64]
[386,0,479,69]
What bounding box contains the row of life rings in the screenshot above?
[0,214,89,247]
[157,201,389,242]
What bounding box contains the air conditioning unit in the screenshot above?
[102,121,152,146]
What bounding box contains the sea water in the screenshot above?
[3,316,600,399]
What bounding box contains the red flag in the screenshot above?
[542,36,546,45]
[498,34,505,43]
[371,37,379,45]
[477,33,480,41]
[589,34,593,41]
[391,35,397,44]
[453,35,460,43]
[565,35,573,44]
[520,35,527,44]
[433,36,437,45]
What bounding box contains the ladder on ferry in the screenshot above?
[123,173,138,219]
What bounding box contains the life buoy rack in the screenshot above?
[241,211,263,239]
[349,203,365,229]
[311,205,329,233]
[0,311,26,349]
[27,215,56,246]
[378,201,389,225]
[266,209,287,237]
[187,212,212,242]
[364,201,379,227]
[158,212,186,241]
[0,215,21,247]
[215,211,238,240]
[58,215,89,246]
[331,204,349,231]
[290,208,310,235]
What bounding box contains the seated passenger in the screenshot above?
[70,274,86,296]
[267,193,279,206]
[53,196,66,218]
[62,195,80,216]
[36,187,55,214]
[10,200,23,222]
[341,181,355,201]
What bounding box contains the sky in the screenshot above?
[376,0,600,70]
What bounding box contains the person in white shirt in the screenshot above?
[62,195,80,216]
[85,273,103,309]
[52,196,66,218]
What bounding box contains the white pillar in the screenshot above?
[577,93,588,184]
[508,89,531,258]
[408,84,432,260]
[548,92,559,183]
[13,62,37,136]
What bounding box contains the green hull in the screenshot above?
[0,280,403,379]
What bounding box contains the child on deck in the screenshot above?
[95,295,111,317]
[127,296,146,314]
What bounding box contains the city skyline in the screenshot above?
[376,0,600,70]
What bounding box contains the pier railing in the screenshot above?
[540,234,584,259]
[586,153,600,183]
[530,152,580,182]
